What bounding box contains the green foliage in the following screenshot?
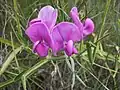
[0,0,120,90]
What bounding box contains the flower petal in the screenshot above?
[70,7,83,30]
[33,41,40,53]
[70,7,78,16]
[83,18,94,36]
[25,22,53,48]
[64,40,73,56]
[28,18,41,26]
[64,40,78,56]
[52,22,82,55]
[72,47,78,54]
[51,28,64,55]
[35,43,49,57]
[38,5,58,29]
[52,22,82,42]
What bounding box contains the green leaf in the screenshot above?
[86,42,93,64]
[0,46,22,75]
[21,59,49,90]
[0,79,14,88]
[70,57,75,89]
[76,74,87,87]
[0,37,20,48]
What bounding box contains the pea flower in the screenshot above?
[52,22,82,56]
[70,7,94,37]
[26,6,93,57]
[25,6,57,56]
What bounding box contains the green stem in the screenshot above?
[10,32,20,73]
[25,59,49,77]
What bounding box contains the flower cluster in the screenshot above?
[25,5,94,57]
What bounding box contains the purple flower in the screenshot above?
[52,22,82,56]
[25,5,58,57]
[25,6,94,57]
[70,7,94,37]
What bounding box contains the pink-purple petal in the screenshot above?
[38,5,58,30]
[70,7,79,16]
[70,7,83,31]
[35,43,49,57]
[64,40,78,56]
[25,22,43,43]
[64,40,73,56]
[83,18,94,36]
[25,22,53,49]
[52,22,82,42]
[28,18,41,26]
[52,28,64,55]
[53,42,64,56]
[33,41,40,53]
[72,47,78,54]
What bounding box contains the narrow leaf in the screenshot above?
[0,46,22,75]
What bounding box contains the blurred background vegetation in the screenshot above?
[0,0,120,90]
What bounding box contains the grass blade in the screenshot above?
[21,59,49,90]
[0,46,22,75]
[0,37,20,48]
[93,0,111,60]
[0,79,14,88]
